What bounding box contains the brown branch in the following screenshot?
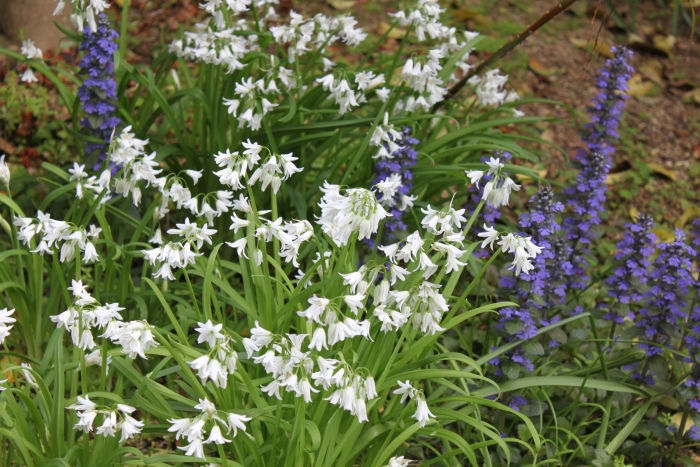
[433,0,581,112]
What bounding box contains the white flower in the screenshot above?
[318,182,388,247]
[226,413,252,437]
[465,169,484,186]
[179,437,206,459]
[0,155,10,186]
[205,424,230,445]
[393,380,416,404]
[97,411,118,437]
[21,39,43,59]
[413,398,435,427]
[195,320,225,348]
[477,224,499,250]
[119,414,144,442]
[0,308,16,344]
[387,456,413,467]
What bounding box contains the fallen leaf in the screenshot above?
[628,207,639,221]
[639,60,664,86]
[451,8,488,26]
[327,0,356,9]
[652,35,676,56]
[671,412,696,434]
[569,38,613,57]
[657,395,680,410]
[378,21,407,39]
[627,74,656,98]
[652,226,675,243]
[528,57,558,76]
[682,88,700,105]
[676,207,700,229]
[647,162,677,181]
[604,171,628,184]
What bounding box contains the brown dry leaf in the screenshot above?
[528,57,558,76]
[676,207,700,229]
[451,8,488,26]
[515,169,547,184]
[378,21,407,40]
[683,88,700,105]
[627,74,656,98]
[604,171,628,184]
[639,60,664,86]
[327,0,356,9]
[652,35,676,56]
[114,0,123,6]
[647,162,677,181]
[569,38,612,57]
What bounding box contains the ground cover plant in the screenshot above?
[0,0,698,465]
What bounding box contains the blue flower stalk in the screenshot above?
[78,14,120,170]
[563,46,634,291]
[636,230,695,357]
[603,214,656,323]
[369,127,418,246]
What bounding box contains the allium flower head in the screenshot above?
[318,182,388,247]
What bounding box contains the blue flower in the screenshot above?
[78,14,120,170]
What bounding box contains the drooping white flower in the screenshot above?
[318,182,388,247]
[0,155,10,186]
[0,308,16,344]
[477,224,500,250]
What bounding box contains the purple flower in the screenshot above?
[602,214,656,322]
[562,47,634,291]
[636,230,695,356]
[368,127,418,246]
[78,14,120,170]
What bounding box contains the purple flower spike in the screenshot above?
[78,14,120,171]
[563,47,634,291]
[602,214,656,322]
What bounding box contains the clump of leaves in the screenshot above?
[0,70,73,165]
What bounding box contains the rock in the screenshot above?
[0,0,73,51]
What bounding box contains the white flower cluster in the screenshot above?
[142,219,216,281]
[169,22,259,72]
[223,62,296,130]
[68,395,144,442]
[0,308,15,345]
[318,182,388,247]
[388,0,480,112]
[19,39,42,83]
[370,113,402,159]
[466,156,521,208]
[54,0,110,33]
[214,140,302,193]
[298,294,370,350]
[393,380,435,427]
[50,280,123,351]
[467,69,520,108]
[478,224,542,275]
[50,280,159,359]
[14,212,101,263]
[316,70,386,115]
[243,323,378,422]
[270,10,367,63]
[228,199,314,267]
[188,320,238,388]
[168,398,251,459]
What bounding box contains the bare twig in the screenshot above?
[433,0,580,112]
